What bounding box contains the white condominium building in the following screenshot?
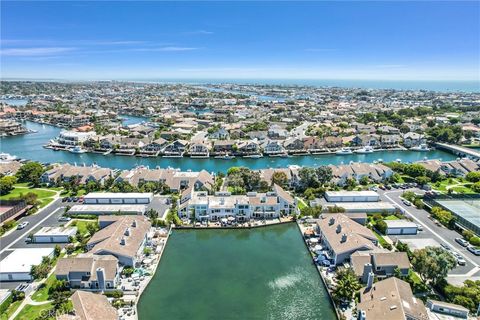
[178,184,296,221]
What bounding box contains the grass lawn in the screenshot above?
[0,184,57,208]
[432,179,475,194]
[372,230,389,248]
[14,303,53,320]
[296,198,308,210]
[71,219,96,237]
[384,215,400,220]
[0,300,23,320]
[31,274,57,302]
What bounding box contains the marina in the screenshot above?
[0,120,457,172]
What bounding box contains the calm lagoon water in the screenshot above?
[0,120,456,172]
[137,223,336,320]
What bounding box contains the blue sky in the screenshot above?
[1,1,479,81]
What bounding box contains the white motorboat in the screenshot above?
[355,146,374,154]
[69,146,86,154]
[215,153,235,160]
[335,147,353,155]
[410,144,430,151]
[0,153,17,161]
[244,154,263,158]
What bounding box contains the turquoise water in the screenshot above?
[0,120,456,172]
[137,224,336,320]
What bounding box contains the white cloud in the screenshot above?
[0,47,75,56]
[133,46,199,52]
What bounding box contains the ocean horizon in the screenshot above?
[2,78,479,93]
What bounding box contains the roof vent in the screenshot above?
[341,233,347,243]
[132,220,137,228]
[329,217,335,225]
[336,225,342,233]
[390,305,397,310]
[120,237,126,245]
[124,228,130,236]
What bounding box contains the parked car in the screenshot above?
[455,254,466,266]
[441,243,451,251]
[17,221,29,230]
[455,238,469,247]
[416,224,423,231]
[467,246,480,256]
[62,197,68,202]
[402,199,412,206]
[58,216,71,222]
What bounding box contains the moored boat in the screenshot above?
[355,146,374,154]
[335,147,353,155]
[410,144,430,151]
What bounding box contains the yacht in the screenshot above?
[355,146,374,154]
[410,144,430,151]
[69,146,86,154]
[215,153,235,160]
[335,147,353,155]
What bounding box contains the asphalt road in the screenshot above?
[379,189,480,282]
[0,198,66,258]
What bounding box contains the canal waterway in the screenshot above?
[137,223,336,320]
[0,120,456,172]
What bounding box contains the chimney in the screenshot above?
[96,267,106,291]
[132,220,137,228]
[358,310,367,320]
[124,228,130,236]
[329,217,335,226]
[336,224,342,233]
[341,233,347,243]
[366,271,374,290]
[120,237,126,245]
[362,263,373,283]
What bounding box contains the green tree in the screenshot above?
[0,175,17,195]
[16,162,44,187]
[465,171,480,183]
[271,171,288,187]
[411,246,456,285]
[331,268,361,304]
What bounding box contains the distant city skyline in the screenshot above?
[1,1,479,81]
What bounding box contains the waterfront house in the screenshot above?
[380,134,401,148]
[142,138,168,153]
[0,161,21,176]
[262,140,286,155]
[357,277,428,320]
[316,214,378,265]
[56,130,96,146]
[247,130,268,141]
[189,142,211,157]
[55,253,119,290]
[236,140,260,154]
[351,251,410,283]
[403,132,426,148]
[283,137,305,152]
[179,184,295,221]
[163,139,188,155]
[87,216,151,267]
[323,136,343,148]
[68,290,118,320]
[302,136,324,151]
[351,134,380,147]
[0,119,28,136]
[213,140,236,153]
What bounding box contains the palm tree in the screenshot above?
[332,268,361,305]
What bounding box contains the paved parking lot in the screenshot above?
[379,189,480,281]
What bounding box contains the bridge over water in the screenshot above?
[435,143,480,161]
